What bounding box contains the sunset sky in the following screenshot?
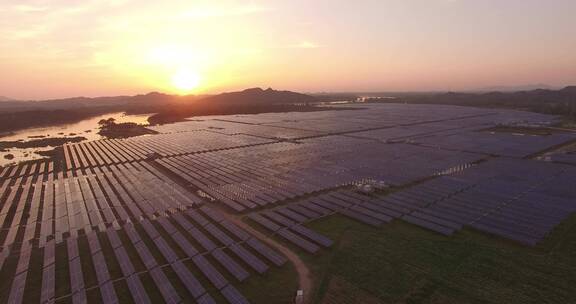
[1,0,575,100]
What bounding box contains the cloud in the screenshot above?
[12,5,49,13]
[292,41,321,49]
[179,4,272,19]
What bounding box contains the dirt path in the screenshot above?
[224,213,313,304]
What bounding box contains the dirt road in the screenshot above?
[225,213,313,304]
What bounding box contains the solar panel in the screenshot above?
[228,243,269,273]
[172,212,195,230]
[187,209,211,227]
[40,264,55,304]
[113,246,136,276]
[338,209,383,227]
[277,229,320,254]
[99,281,119,304]
[248,214,281,232]
[402,215,455,236]
[290,225,333,248]
[188,228,218,252]
[131,237,156,267]
[171,231,199,257]
[221,285,250,304]
[69,257,84,292]
[7,273,26,304]
[172,261,206,298]
[275,208,307,223]
[287,204,320,218]
[218,220,251,241]
[150,267,181,304]
[67,238,80,260]
[212,248,250,282]
[126,275,151,304]
[92,251,111,282]
[43,241,56,267]
[470,222,537,246]
[247,238,287,266]
[153,236,179,263]
[264,211,296,227]
[192,255,228,289]
[409,212,462,230]
[196,293,217,304]
[204,223,235,246]
[106,229,124,249]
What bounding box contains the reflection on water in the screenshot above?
[0,112,151,167]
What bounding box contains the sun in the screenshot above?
[171,69,201,92]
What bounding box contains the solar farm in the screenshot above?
[1,103,576,304]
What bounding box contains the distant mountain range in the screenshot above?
[0,88,316,114]
[474,84,559,92]
[201,87,315,105]
[399,86,576,118]
[3,85,575,133]
[147,88,318,124]
[0,96,18,102]
[0,88,320,132]
[0,92,195,113]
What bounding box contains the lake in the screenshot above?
[0,112,151,166]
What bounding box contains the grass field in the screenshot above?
[297,214,576,304]
[237,260,299,303]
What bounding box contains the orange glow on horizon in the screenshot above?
[0,1,575,99]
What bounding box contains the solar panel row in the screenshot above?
[0,161,204,248]
[378,159,576,245]
[158,137,483,213]
[248,208,334,254]
[0,161,54,181]
[1,199,288,304]
[63,131,273,169]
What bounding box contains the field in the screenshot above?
[301,215,576,304]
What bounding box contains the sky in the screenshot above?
[0,0,575,100]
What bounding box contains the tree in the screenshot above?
[98,118,116,127]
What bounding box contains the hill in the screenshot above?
[475,84,558,92]
[0,96,17,102]
[0,88,324,133]
[0,92,200,133]
[0,92,199,114]
[148,88,320,124]
[394,86,576,118]
[202,88,316,105]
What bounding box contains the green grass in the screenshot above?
[302,214,576,304]
[236,259,299,303]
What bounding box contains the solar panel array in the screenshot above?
[545,150,576,165]
[0,160,53,181]
[410,130,575,158]
[248,157,576,247]
[397,159,576,245]
[247,189,416,242]
[0,162,200,249]
[0,166,286,303]
[149,119,323,139]
[63,131,273,169]
[7,208,286,304]
[157,137,483,212]
[213,104,554,133]
[1,103,575,303]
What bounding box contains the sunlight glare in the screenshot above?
[171,69,201,92]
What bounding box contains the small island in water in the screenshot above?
[97,117,157,139]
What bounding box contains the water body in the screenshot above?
[0,112,151,166]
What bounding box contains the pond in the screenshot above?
[0,112,152,167]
